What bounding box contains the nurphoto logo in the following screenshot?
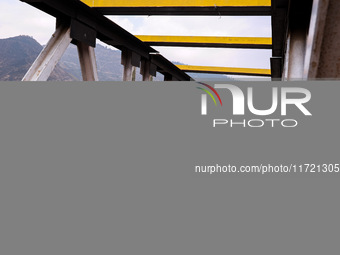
[197,83,312,128]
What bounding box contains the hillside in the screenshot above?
[0,36,142,81]
[0,36,76,81]
[0,36,233,81]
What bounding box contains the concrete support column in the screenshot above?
[303,0,330,79]
[285,29,307,80]
[121,50,141,81]
[313,0,340,78]
[121,50,133,81]
[140,59,157,81]
[140,60,151,81]
[77,42,99,81]
[22,22,72,81]
[164,73,172,81]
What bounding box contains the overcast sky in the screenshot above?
[0,0,272,71]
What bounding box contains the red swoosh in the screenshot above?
[198,82,223,106]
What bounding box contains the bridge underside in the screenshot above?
[21,0,340,80]
[20,0,192,81]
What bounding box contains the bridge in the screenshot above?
[20,0,340,81]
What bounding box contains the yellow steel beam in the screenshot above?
[81,0,271,7]
[135,35,272,49]
[176,65,271,76]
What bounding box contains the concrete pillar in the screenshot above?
[22,22,72,81]
[121,50,133,81]
[140,60,151,81]
[285,29,307,80]
[77,42,99,81]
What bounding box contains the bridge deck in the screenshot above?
[177,65,271,76]
[80,0,271,15]
[136,35,272,49]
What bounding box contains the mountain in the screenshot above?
[0,36,145,81]
[0,36,76,81]
[0,36,233,81]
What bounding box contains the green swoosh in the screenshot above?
[197,87,217,106]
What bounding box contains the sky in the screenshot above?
[0,0,272,72]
